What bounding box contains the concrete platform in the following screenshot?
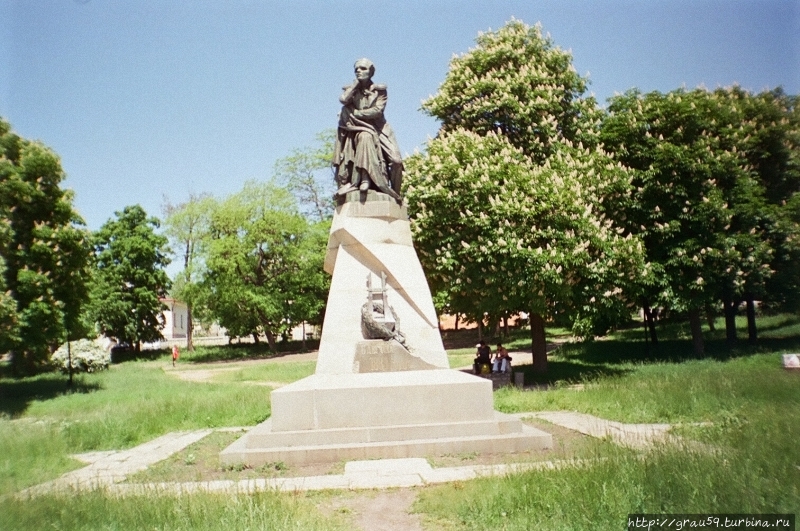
[270,369,495,431]
[219,416,551,466]
[220,370,553,466]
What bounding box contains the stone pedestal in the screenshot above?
[315,193,448,374]
[220,370,551,465]
[220,193,552,466]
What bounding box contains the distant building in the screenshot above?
[160,298,189,339]
[289,322,320,341]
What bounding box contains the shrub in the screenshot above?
[51,339,110,373]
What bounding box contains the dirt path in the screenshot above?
[165,351,320,384]
[148,350,427,531]
[322,489,423,531]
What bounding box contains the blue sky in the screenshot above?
[2,0,798,233]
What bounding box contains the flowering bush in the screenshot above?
[51,339,111,373]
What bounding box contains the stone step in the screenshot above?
[243,413,524,448]
[220,423,552,466]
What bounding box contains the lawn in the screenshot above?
[416,315,800,529]
[1,313,798,530]
[0,358,271,496]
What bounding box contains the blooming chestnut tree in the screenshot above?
[405,20,645,371]
[601,87,798,353]
[422,19,603,164]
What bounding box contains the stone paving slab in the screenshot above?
[517,411,674,449]
[71,450,117,464]
[97,458,597,494]
[18,411,691,497]
[19,429,213,496]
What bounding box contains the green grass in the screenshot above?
[0,489,348,531]
[415,316,800,529]
[416,407,800,529]
[497,352,798,423]
[209,360,316,384]
[2,314,799,529]
[415,432,799,530]
[0,361,271,495]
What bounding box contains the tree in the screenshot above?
[89,205,171,352]
[406,20,645,372]
[163,193,214,351]
[0,117,92,374]
[406,131,644,372]
[200,182,329,350]
[728,88,800,339]
[272,129,336,222]
[601,87,799,353]
[421,19,603,163]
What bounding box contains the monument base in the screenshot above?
[220,370,552,466]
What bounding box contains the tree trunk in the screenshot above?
[503,315,509,337]
[477,319,483,340]
[454,314,459,331]
[67,338,73,388]
[531,312,547,373]
[688,307,704,357]
[186,305,194,352]
[302,321,307,351]
[252,333,260,345]
[135,341,141,354]
[643,303,659,345]
[723,297,738,345]
[264,330,277,351]
[704,303,716,331]
[746,294,757,344]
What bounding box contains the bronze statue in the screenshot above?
[333,58,403,201]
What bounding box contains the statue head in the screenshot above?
[354,58,375,80]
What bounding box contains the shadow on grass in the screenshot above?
[110,348,169,364]
[511,315,800,387]
[612,313,800,344]
[557,335,800,367]
[0,371,101,418]
[179,340,322,364]
[514,359,631,387]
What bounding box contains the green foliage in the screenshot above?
[407,21,645,339]
[272,129,336,222]
[407,130,644,333]
[50,338,110,373]
[737,88,800,312]
[601,87,800,315]
[88,205,171,350]
[0,250,18,357]
[163,193,215,350]
[422,19,604,163]
[0,117,92,372]
[200,182,329,348]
